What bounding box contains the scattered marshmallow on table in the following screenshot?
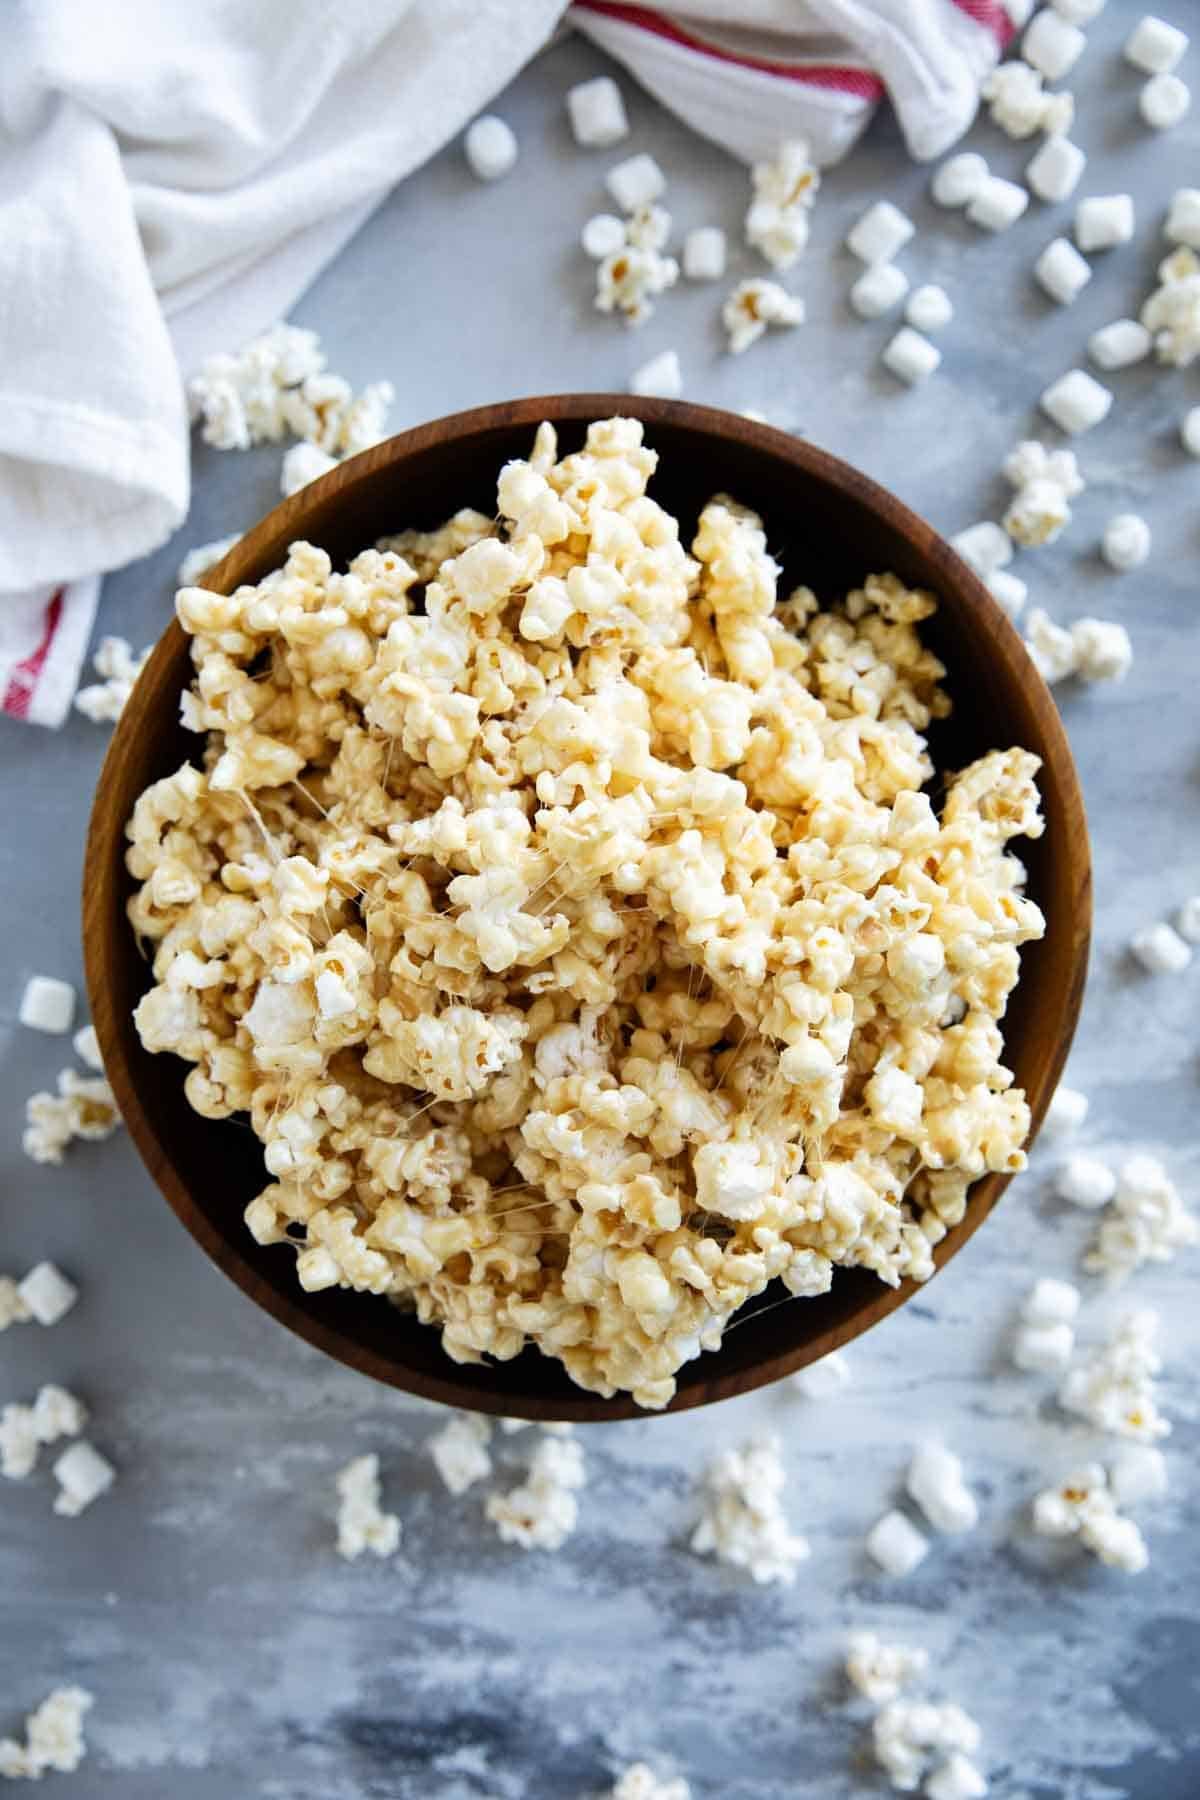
[682,226,726,281]
[566,75,629,147]
[582,214,627,259]
[1027,134,1087,204]
[18,975,75,1035]
[1075,194,1135,251]
[1140,72,1191,130]
[906,285,952,333]
[952,522,1012,573]
[1176,895,1200,942]
[906,1443,978,1534]
[988,569,1029,618]
[1040,369,1112,434]
[52,1441,116,1517]
[1035,237,1092,305]
[1026,608,1080,683]
[1102,513,1151,571]
[791,1351,851,1400]
[1130,921,1192,973]
[849,262,909,319]
[882,327,940,384]
[606,152,666,213]
[1024,10,1087,81]
[16,1262,78,1327]
[1051,0,1106,21]
[932,152,989,208]
[1055,1154,1117,1209]
[1165,188,1200,248]
[1045,1083,1089,1135]
[1124,14,1189,74]
[463,115,518,182]
[1085,1155,1198,1279]
[967,176,1029,232]
[866,1509,930,1576]
[1088,319,1152,369]
[846,200,914,265]
[1014,1320,1076,1371]
[1026,1277,1083,1326]
[629,349,682,399]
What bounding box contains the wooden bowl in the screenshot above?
[83,396,1090,1421]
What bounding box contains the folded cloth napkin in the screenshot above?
[0,0,1011,726]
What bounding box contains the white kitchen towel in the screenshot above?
[0,0,1011,726]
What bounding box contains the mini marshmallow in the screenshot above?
[1181,406,1200,456]
[967,176,1029,232]
[1005,0,1036,22]
[73,1024,103,1071]
[1036,236,1092,304]
[1102,513,1151,570]
[1024,10,1087,80]
[1110,1446,1169,1507]
[932,153,990,208]
[906,285,953,333]
[16,1262,79,1327]
[951,522,1013,573]
[1027,135,1087,204]
[52,1441,115,1517]
[882,327,941,384]
[1051,0,1106,21]
[906,1443,978,1534]
[1176,896,1200,943]
[987,569,1029,618]
[926,1753,989,1800]
[866,1510,930,1576]
[1124,15,1188,74]
[566,75,630,147]
[682,226,727,281]
[1075,194,1135,251]
[1130,922,1193,973]
[1013,1321,1076,1371]
[1140,73,1191,129]
[464,116,518,182]
[1045,1084,1089,1135]
[1040,369,1112,434]
[846,200,915,265]
[1055,1155,1117,1209]
[629,350,682,399]
[1088,319,1153,369]
[791,1351,851,1399]
[849,262,909,318]
[582,214,627,259]
[1165,188,1200,249]
[606,153,666,213]
[18,976,75,1035]
[1024,1277,1083,1324]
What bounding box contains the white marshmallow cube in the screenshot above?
[1024,10,1087,80]
[1036,237,1092,304]
[906,285,953,333]
[606,153,666,213]
[951,521,1012,573]
[1027,136,1087,204]
[987,569,1029,618]
[906,1443,978,1534]
[1005,0,1036,23]
[52,1441,115,1516]
[1088,319,1152,369]
[1013,1321,1076,1371]
[1045,1084,1088,1135]
[16,1262,79,1327]
[73,1023,103,1071]
[1124,15,1188,73]
[967,176,1029,232]
[581,213,627,259]
[1181,406,1200,456]
[1165,188,1200,249]
[1040,369,1112,434]
[791,1351,852,1399]
[464,116,518,182]
[866,1510,930,1577]
[18,975,75,1034]
[629,350,682,399]
[882,327,941,384]
[1110,1446,1169,1507]
[1102,513,1151,570]
[1024,1277,1082,1325]
[1140,73,1190,129]
[932,152,989,208]
[1176,896,1200,942]
[1054,1155,1117,1209]
[1131,922,1192,973]
[1050,0,1106,21]
[566,75,630,147]
[683,226,727,281]
[847,200,915,265]
[1075,194,1135,250]
[849,262,909,318]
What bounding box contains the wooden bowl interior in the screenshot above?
[84,397,1090,1420]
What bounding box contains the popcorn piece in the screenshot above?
[746,139,820,269]
[0,1688,93,1781]
[1088,319,1152,369]
[1003,480,1071,547]
[1035,236,1091,305]
[1075,194,1135,252]
[23,1070,121,1165]
[595,215,679,325]
[1084,1153,1198,1279]
[1130,922,1192,973]
[866,1509,929,1577]
[606,1764,690,1800]
[984,60,1073,137]
[429,1413,493,1496]
[1001,439,1085,497]
[1027,134,1087,204]
[691,1436,809,1584]
[873,1699,982,1791]
[722,279,804,353]
[464,115,518,182]
[1166,188,1200,249]
[487,1434,586,1551]
[177,534,238,586]
[905,286,953,334]
[683,226,727,281]
[72,1024,104,1071]
[850,262,910,319]
[1032,1462,1149,1572]
[1024,10,1086,80]
[0,1406,38,1479]
[1072,617,1132,684]
[0,1278,31,1332]
[951,523,1012,574]
[846,200,914,265]
[630,350,682,399]
[32,1385,87,1445]
[1013,1321,1075,1371]
[906,1442,978,1534]
[188,323,325,449]
[16,1262,78,1327]
[845,1631,930,1704]
[74,636,150,724]
[1101,513,1151,572]
[1059,1310,1169,1439]
[1109,1445,1168,1507]
[1176,895,1200,942]
[882,327,941,385]
[1142,247,1200,366]
[52,1440,116,1516]
[1055,1154,1116,1209]
[926,1752,989,1800]
[281,442,338,496]
[1024,607,1078,684]
[18,975,75,1035]
[967,177,1029,232]
[931,153,989,208]
[986,570,1028,619]
[335,1453,401,1559]
[791,1350,850,1399]
[583,214,628,259]
[1039,369,1112,433]
[1140,72,1190,129]
[1045,1084,1089,1135]
[566,75,629,148]
[1124,15,1188,73]
[606,153,666,213]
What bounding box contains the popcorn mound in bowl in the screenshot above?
[125,417,1046,1410]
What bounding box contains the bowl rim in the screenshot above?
[83,393,1091,1421]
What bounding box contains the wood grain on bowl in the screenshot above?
[82,396,1091,1421]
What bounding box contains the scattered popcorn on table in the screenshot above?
[1024,608,1079,683]
[1088,318,1152,369]
[1059,1310,1168,1440]
[566,75,629,148]
[1002,440,1085,498]
[1054,1154,1116,1209]
[52,1440,116,1517]
[1083,1153,1198,1279]
[487,1434,585,1552]
[74,636,150,725]
[1071,618,1133,684]
[1045,1083,1089,1135]
[846,201,914,266]
[334,1453,401,1560]
[1039,368,1112,434]
[1026,134,1087,204]
[745,139,819,269]
[32,1385,88,1446]
[882,327,940,385]
[429,1413,493,1496]
[906,1442,978,1534]
[931,152,989,208]
[872,1698,983,1792]
[1139,72,1190,129]
[23,1070,121,1165]
[72,1023,104,1071]
[1124,14,1188,74]
[682,225,726,282]
[722,277,803,352]
[845,1631,929,1704]
[791,1350,851,1399]
[1035,236,1092,306]
[866,1509,929,1578]
[1031,1463,1148,1572]
[17,975,75,1035]
[0,1405,39,1480]
[16,1262,78,1328]
[177,534,238,587]
[596,209,679,324]
[464,115,518,182]
[0,1278,31,1332]
[606,152,666,214]
[967,176,1030,233]
[951,522,1012,574]
[1075,193,1135,252]
[629,349,682,399]
[690,1437,809,1585]
[188,322,325,449]
[1003,480,1072,548]
[1165,187,1200,248]
[984,59,1074,138]
[606,1763,690,1800]
[1129,920,1192,973]
[281,441,338,497]
[582,213,627,259]
[925,1750,989,1800]
[1101,513,1151,571]
[905,286,952,334]
[0,1688,93,1781]
[1110,1444,1168,1507]
[1023,11,1086,82]
[850,262,909,319]
[1175,895,1200,942]
[281,374,394,458]
[1141,247,1200,365]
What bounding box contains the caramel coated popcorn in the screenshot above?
[126,418,1045,1408]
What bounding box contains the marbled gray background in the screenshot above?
[3,11,1199,1796]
